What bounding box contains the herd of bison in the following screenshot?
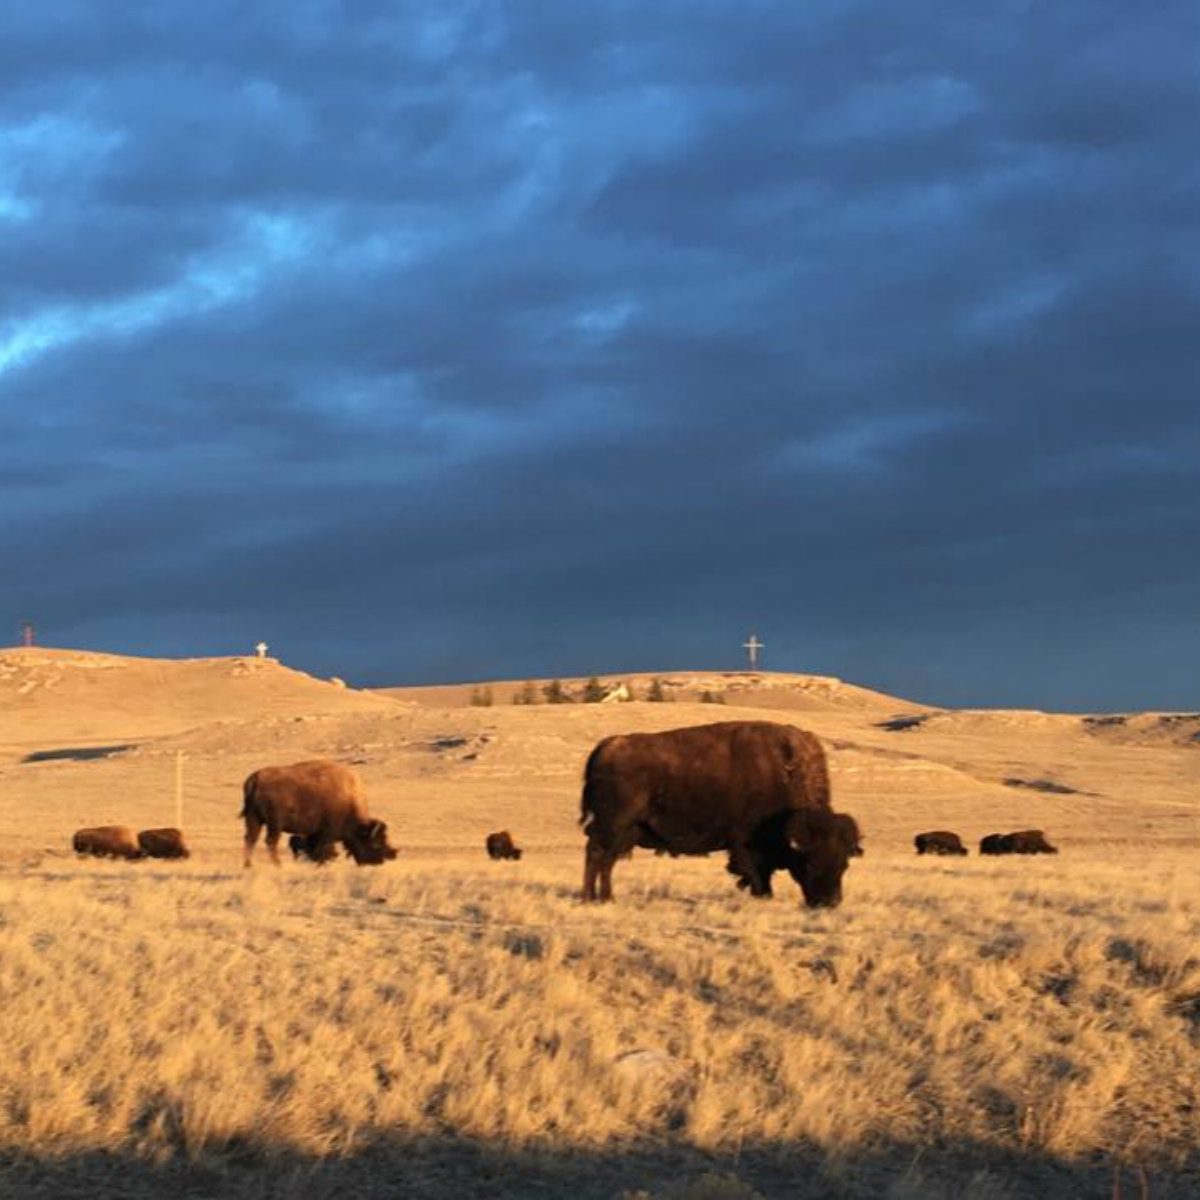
[68,720,1060,907]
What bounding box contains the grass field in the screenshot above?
[1,848,1197,1198]
[3,653,1198,1197]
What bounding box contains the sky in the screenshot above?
[2,2,1198,710]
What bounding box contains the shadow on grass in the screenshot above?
[1001,777,1086,796]
[875,715,931,733]
[2,1137,1195,1200]
[22,744,136,763]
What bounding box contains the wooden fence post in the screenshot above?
[174,751,184,830]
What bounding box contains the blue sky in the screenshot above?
[3,2,1198,709]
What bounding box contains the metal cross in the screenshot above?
[743,634,763,670]
[255,641,269,659]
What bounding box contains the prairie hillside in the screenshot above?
[1,648,1198,1198]
[3,650,1196,860]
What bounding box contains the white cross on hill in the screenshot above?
[742,634,763,670]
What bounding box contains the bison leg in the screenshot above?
[729,844,772,897]
[583,840,620,902]
[582,839,603,901]
[309,835,338,864]
[598,855,616,902]
[264,825,283,866]
[243,815,264,868]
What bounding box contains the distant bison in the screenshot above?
[580,720,861,907]
[241,759,398,867]
[73,825,142,860]
[137,827,190,859]
[914,830,968,856]
[288,833,340,863]
[485,830,523,860]
[980,829,1058,855]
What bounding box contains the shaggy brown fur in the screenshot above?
[241,759,398,867]
[980,829,1059,855]
[288,832,341,862]
[137,828,190,859]
[915,830,969,856]
[485,831,523,860]
[73,825,142,860]
[580,721,860,907]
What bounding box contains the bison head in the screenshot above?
[344,819,399,865]
[784,809,861,908]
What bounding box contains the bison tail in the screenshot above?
[240,771,258,819]
[579,744,604,826]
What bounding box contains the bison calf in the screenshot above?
[73,826,142,860]
[486,830,523,861]
[137,827,190,859]
[288,833,340,863]
[914,830,968,856]
[980,829,1058,855]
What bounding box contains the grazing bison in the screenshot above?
[580,720,862,907]
[980,829,1059,855]
[288,833,340,863]
[486,830,522,860]
[73,825,142,860]
[915,830,969,856]
[1008,829,1058,854]
[137,827,190,859]
[241,759,398,867]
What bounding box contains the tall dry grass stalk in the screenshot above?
[1,847,1196,1187]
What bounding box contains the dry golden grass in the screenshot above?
[3,650,1198,1196]
[1,848,1197,1197]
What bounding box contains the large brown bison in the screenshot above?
[486,830,522,860]
[580,721,861,907]
[73,826,142,860]
[137,828,190,859]
[980,829,1058,855]
[914,830,968,856]
[241,759,398,867]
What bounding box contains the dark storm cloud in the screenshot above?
[2,0,1198,708]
